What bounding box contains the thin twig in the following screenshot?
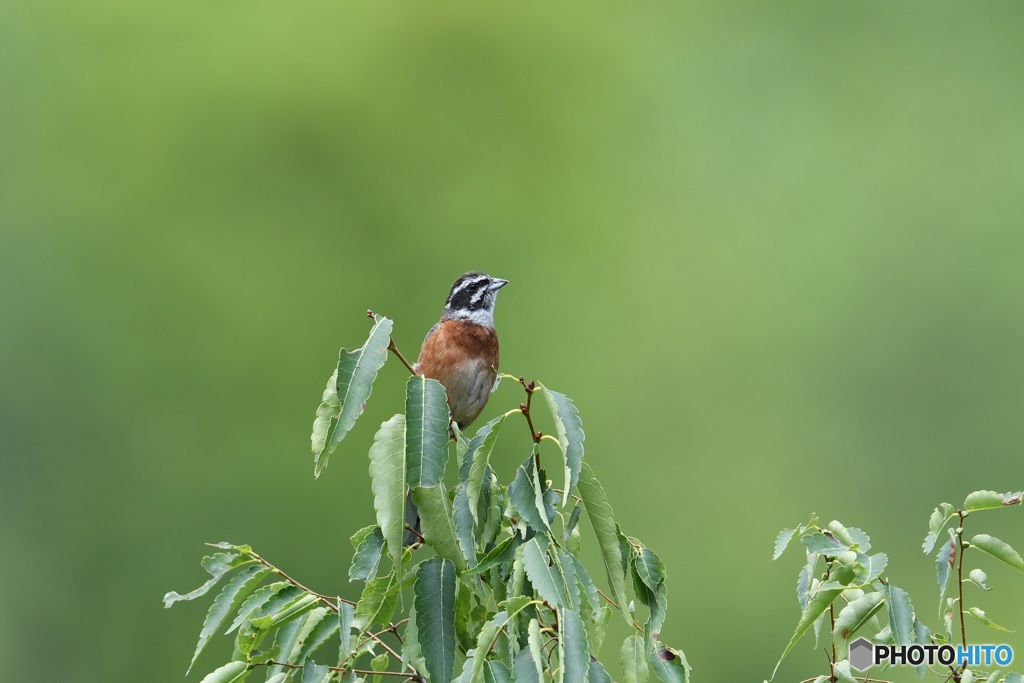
[595,587,643,631]
[260,660,416,677]
[389,338,417,375]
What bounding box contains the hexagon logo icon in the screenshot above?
[849,637,874,671]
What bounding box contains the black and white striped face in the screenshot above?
[443,271,508,325]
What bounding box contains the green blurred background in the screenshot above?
[3,1,1024,681]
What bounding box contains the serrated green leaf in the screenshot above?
[833,591,884,657]
[634,547,667,592]
[187,564,269,673]
[265,612,308,677]
[536,386,585,506]
[412,484,467,571]
[854,552,887,585]
[297,607,340,663]
[649,644,690,683]
[164,553,256,608]
[467,599,535,683]
[453,482,477,567]
[405,376,450,488]
[415,558,458,683]
[199,661,250,683]
[236,585,306,655]
[968,607,1014,632]
[559,608,590,683]
[466,414,511,522]
[885,584,915,646]
[485,660,513,683]
[508,455,555,533]
[923,503,956,554]
[349,526,385,583]
[227,581,290,633]
[264,674,289,683]
[522,537,571,608]
[577,460,630,624]
[468,535,519,575]
[970,534,1024,573]
[801,531,849,556]
[514,618,544,683]
[402,603,427,674]
[589,658,612,683]
[936,534,954,609]
[338,601,355,662]
[353,572,399,633]
[249,592,319,631]
[622,635,649,683]
[313,315,393,477]
[769,584,845,680]
[302,660,333,683]
[368,414,407,577]
[773,528,798,560]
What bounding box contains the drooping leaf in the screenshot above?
[402,603,427,674]
[521,537,571,608]
[163,553,255,607]
[514,619,544,683]
[227,581,290,633]
[187,564,269,672]
[536,386,585,506]
[453,482,477,567]
[352,572,400,634]
[923,502,956,554]
[415,558,458,683]
[649,645,691,683]
[406,376,450,488]
[370,653,389,683]
[769,583,845,680]
[312,314,393,477]
[622,635,649,683]
[634,547,667,593]
[198,661,250,683]
[235,585,305,655]
[368,414,407,576]
[970,534,1024,573]
[884,584,915,646]
[968,607,1013,632]
[467,599,535,683]
[586,658,611,683]
[412,484,467,571]
[833,591,884,657]
[338,601,355,662]
[485,660,513,683]
[349,526,386,583]
[466,414,511,522]
[297,607,340,663]
[853,552,887,585]
[936,535,955,608]
[577,460,630,623]
[773,528,798,560]
[302,660,333,683]
[469,535,520,576]
[508,455,556,533]
[265,611,311,677]
[249,592,320,631]
[558,608,590,683]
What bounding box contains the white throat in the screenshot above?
[445,307,495,328]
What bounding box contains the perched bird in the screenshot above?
[404,271,508,545]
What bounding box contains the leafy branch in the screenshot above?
[167,313,689,683]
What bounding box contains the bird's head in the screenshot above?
[442,271,508,327]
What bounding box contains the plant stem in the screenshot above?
[388,338,416,375]
[957,510,967,650]
[595,587,644,631]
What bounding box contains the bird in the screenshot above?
[404,271,508,545]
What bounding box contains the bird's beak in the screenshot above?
[488,278,509,291]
